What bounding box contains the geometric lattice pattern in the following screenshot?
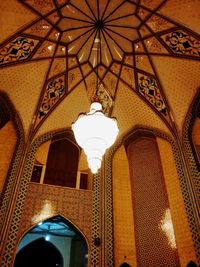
[182,95,200,261]
[19,183,92,245]
[1,1,200,265]
[106,137,129,266]
[91,172,102,266]
[127,137,180,267]
[0,131,53,267]
[172,137,200,262]
[110,127,200,265]
[3,1,200,130]
[1,129,92,266]
[104,155,115,266]
[0,94,25,266]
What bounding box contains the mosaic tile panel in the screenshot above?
[172,135,200,262]
[96,84,113,116]
[91,172,102,267]
[160,30,200,58]
[182,95,200,261]
[110,127,200,265]
[103,71,118,98]
[1,129,92,266]
[85,72,96,101]
[104,156,115,266]
[185,111,200,201]
[106,140,133,267]
[127,137,179,267]
[0,132,53,267]
[112,145,137,267]
[0,94,25,266]
[112,81,171,139]
[0,37,39,65]
[157,137,198,266]
[137,73,168,116]
[36,75,66,126]
[18,183,92,245]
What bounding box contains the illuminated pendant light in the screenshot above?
[72,102,119,174]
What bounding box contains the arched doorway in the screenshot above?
[14,237,63,267]
[120,263,131,267]
[15,215,88,267]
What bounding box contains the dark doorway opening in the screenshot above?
[14,215,88,267]
[14,237,63,267]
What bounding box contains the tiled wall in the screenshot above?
[17,183,93,262]
[127,137,179,267]
[157,137,197,266]
[112,145,137,267]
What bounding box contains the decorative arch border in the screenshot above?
[15,213,90,259]
[0,91,25,254]
[183,89,200,201]
[105,125,200,265]
[0,128,92,267]
[182,89,200,260]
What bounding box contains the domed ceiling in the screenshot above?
[0,0,200,141]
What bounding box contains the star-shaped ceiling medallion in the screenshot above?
[0,0,200,133]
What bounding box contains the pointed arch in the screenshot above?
[182,88,200,261]
[31,129,81,187]
[0,128,92,267]
[0,92,25,195]
[183,88,200,176]
[109,126,197,266]
[15,215,88,267]
[0,91,25,247]
[120,263,131,267]
[14,237,64,267]
[44,137,80,187]
[125,130,179,266]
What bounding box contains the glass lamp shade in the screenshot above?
[72,102,119,174]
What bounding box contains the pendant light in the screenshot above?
[72,30,119,173]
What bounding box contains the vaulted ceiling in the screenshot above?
[0,0,200,142]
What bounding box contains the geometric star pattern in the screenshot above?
[0,0,200,133]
